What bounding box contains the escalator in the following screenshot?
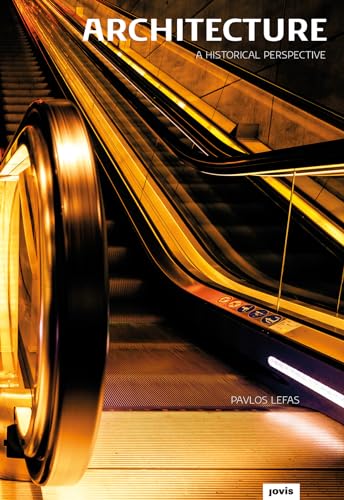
[0,0,297,429]
[173,168,342,307]
[55,0,342,310]
[0,0,343,497]
[1,100,343,496]
[20,0,343,318]
[0,0,60,150]
[103,191,278,410]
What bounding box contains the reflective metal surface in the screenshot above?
[1,410,344,499]
[0,100,108,485]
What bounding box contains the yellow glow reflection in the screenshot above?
[264,176,344,247]
[265,411,344,453]
[15,407,32,436]
[1,144,30,176]
[57,140,81,165]
[0,179,20,381]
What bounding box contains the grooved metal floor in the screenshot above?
[103,326,280,409]
[1,410,343,499]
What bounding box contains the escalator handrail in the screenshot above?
[21,0,342,332]
[197,139,344,248]
[49,3,344,250]
[0,98,108,486]
[35,0,343,253]
[192,138,344,177]
[45,0,245,159]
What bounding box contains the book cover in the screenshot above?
[0,0,343,499]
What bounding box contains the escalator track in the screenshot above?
[1,0,342,400]
[44,0,244,160]
[96,37,343,311]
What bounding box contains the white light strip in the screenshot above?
[268,356,344,409]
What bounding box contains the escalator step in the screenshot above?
[108,323,187,343]
[181,183,255,203]
[168,164,201,182]
[2,96,41,105]
[1,82,48,90]
[4,113,25,123]
[1,89,51,97]
[241,252,283,277]
[0,67,42,74]
[0,54,37,60]
[108,245,130,266]
[3,104,32,114]
[191,202,284,227]
[224,224,285,251]
[108,246,144,275]
[109,277,147,299]
[109,306,164,325]
[0,62,40,70]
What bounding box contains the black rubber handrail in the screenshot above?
[195,138,344,177]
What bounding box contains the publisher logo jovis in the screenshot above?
[263,484,300,500]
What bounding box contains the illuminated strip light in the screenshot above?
[268,356,344,409]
